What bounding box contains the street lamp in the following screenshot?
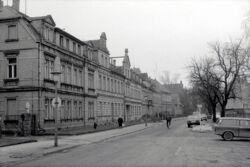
[51,71,61,147]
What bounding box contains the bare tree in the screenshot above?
[160,70,180,84]
[189,39,250,119]
[189,57,219,122]
[209,40,249,117]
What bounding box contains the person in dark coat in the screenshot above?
[118,116,123,128]
[166,112,172,129]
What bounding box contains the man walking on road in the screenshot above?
[166,112,172,129]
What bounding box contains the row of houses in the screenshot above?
[0,1,183,132]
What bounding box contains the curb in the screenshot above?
[1,123,158,167]
[0,139,37,147]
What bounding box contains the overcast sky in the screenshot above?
[4,0,249,87]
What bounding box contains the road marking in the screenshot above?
[175,146,182,155]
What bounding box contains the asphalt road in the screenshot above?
[13,119,250,167]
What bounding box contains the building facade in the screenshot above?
[0,2,183,133]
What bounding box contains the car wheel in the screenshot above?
[187,124,191,128]
[223,131,234,141]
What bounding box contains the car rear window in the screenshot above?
[240,120,250,127]
[221,119,239,126]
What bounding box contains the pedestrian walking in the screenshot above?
[166,112,172,129]
[118,116,123,128]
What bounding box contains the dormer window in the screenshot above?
[6,25,18,42]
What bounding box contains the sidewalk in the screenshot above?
[0,122,161,167]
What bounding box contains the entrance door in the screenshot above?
[111,103,114,122]
[7,99,17,116]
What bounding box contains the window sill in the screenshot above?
[5,39,19,43]
[4,78,19,84]
[44,78,56,84]
[44,119,55,123]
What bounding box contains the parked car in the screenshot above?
[187,115,200,128]
[200,114,207,121]
[214,117,250,141]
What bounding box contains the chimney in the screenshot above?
[125,48,128,56]
[100,32,107,49]
[12,0,20,11]
[0,0,3,8]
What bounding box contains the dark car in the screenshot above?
[214,117,250,141]
[187,115,200,128]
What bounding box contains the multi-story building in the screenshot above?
[87,33,125,124]
[0,1,184,134]
[0,2,97,131]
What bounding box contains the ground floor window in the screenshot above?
[88,101,94,119]
[44,98,53,120]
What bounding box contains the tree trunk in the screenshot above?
[221,105,226,117]
[212,104,217,122]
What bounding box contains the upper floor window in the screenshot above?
[74,68,77,85]
[59,35,64,47]
[88,71,94,89]
[66,39,70,50]
[61,64,65,83]
[8,58,17,79]
[44,58,54,79]
[105,57,107,67]
[101,55,104,65]
[107,78,110,91]
[79,70,83,86]
[99,75,102,89]
[67,66,71,84]
[73,42,76,53]
[78,44,81,55]
[8,25,18,40]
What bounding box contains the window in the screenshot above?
[44,58,55,79]
[66,39,70,50]
[88,102,94,118]
[88,71,94,89]
[111,79,113,92]
[73,42,76,53]
[221,119,239,126]
[101,55,104,65]
[59,35,64,47]
[8,25,17,40]
[78,44,81,55]
[79,70,82,86]
[74,68,77,85]
[61,100,65,119]
[79,102,82,118]
[114,80,117,93]
[103,76,106,90]
[61,65,65,83]
[44,98,53,120]
[240,120,250,127]
[107,78,110,91]
[67,66,71,84]
[67,101,72,119]
[8,58,17,79]
[105,57,107,67]
[99,75,102,89]
[43,27,48,40]
[73,101,77,119]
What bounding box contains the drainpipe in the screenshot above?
[37,41,41,130]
